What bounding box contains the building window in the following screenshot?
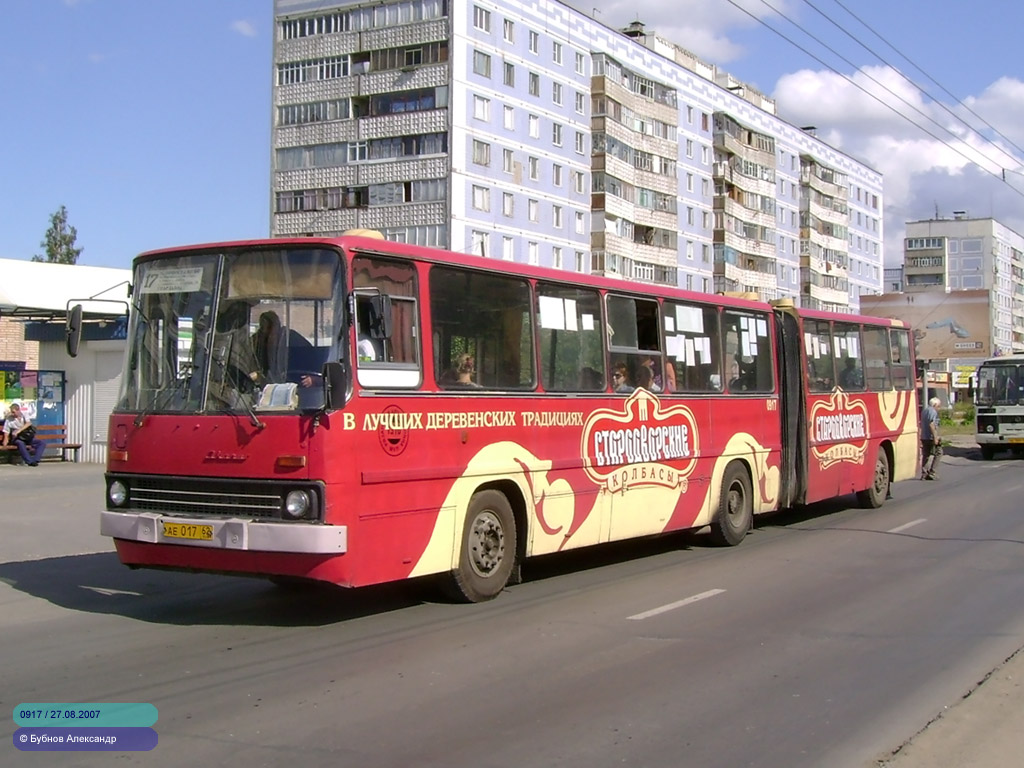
[473,6,490,32]
[529,199,539,221]
[529,114,540,138]
[686,173,694,192]
[502,192,514,216]
[471,230,488,257]
[552,41,562,64]
[552,123,563,146]
[575,52,585,75]
[528,241,539,265]
[503,19,514,43]
[529,30,539,53]
[472,185,490,211]
[573,171,585,194]
[686,139,693,158]
[502,236,515,260]
[472,139,490,166]
[503,61,515,87]
[528,156,539,180]
[552,164,563,186]
[552,82,563,105]
[473,95,490,120]
[529,72,540,96]
[575,91,585,114]
[553,205,563,228]
[575,211,585,234]
[553,246,563,269]
[503,148,514,173]
[473,50,491,78]
[575,131,585,154]
[503,105,514,130]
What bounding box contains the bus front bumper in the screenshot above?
[100,511,347,554]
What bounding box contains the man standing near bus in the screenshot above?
[920,396,942,480]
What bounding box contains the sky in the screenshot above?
[2,0,1023,271]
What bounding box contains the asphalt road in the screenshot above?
[2,446,1023,767]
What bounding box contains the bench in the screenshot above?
[0,424,82,463]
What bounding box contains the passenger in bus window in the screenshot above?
[447,353,481,388]
[579,366,604,390]
[611,363,631,393]
[839,358,863,390]
[635,364,661,393]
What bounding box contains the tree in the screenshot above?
[32,205,83,264]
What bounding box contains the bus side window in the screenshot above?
[606,294,663,393]
[536,284,604,391]
[833,323,865,391]
[352,255,421,389]
[803,320,834,393]
[663,302,721,393]
[862,328,892,391]
[430,267,534,390]
[889,329,913,391]
[723,309,774,393]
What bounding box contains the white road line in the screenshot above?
[627,588,726,621]
[888,518,927,534]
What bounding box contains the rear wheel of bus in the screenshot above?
[708,463,752,546]
[446,490,517,603]
[857,448,889,508]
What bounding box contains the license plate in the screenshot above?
[162,522,214,541]
[1009,438,1024,444]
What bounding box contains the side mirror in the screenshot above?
[321,361,346,410]
[66,304,84,357]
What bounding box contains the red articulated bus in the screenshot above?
[95,234,919,601]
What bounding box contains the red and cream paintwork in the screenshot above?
[108,389,782,588]
[409,390,780,579]
[803,385,917,504]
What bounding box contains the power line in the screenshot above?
[720,0,1024,201]
[821,0,1024,162]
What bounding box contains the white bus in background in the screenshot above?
[975,353,1024,459]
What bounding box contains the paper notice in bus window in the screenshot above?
[685,338,696,366]
[667,334,682,360]
[665,316,675,333]
[741,316,749,330]
[742,334,752,358]
[140,267,205,294]
[539,296,565,330]
[564,299,578,331]
[804,334,813,355]
[581,313,595,331]
[756,318,767,337]
[849,336,859,357]
[702,336,711,361]
[695,337,705,362]
[812,335,821,359]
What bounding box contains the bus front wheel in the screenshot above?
[980,445,996,461]
[446,490,517,603]
[708,463,752,546]
[857,449,889,509]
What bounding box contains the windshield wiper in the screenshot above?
[133,364,194,427]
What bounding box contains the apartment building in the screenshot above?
[271,0,884,311]
[903,214,1024,354]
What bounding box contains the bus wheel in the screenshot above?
[980,445,996,461]
[708,463,752,547]
[447,490,517,603]
[857,449,889,509]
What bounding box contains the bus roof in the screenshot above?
[135,235,902,327]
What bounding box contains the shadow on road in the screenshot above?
[0,551,432,627]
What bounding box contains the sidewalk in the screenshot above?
[877,433,1024,767]
[877,648,1024,767]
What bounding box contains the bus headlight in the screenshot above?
[284,490,311,519]
[109,481,128,507]
[987,425,995,432]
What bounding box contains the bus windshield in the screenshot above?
[976,363,1024,406]
[119,246,345,415]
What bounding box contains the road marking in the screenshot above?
[80,586,143,597]
[627,588,726,621]
[888,519,927,534]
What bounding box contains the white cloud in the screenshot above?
[772,67,1024,264]
[230,20,257,38]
